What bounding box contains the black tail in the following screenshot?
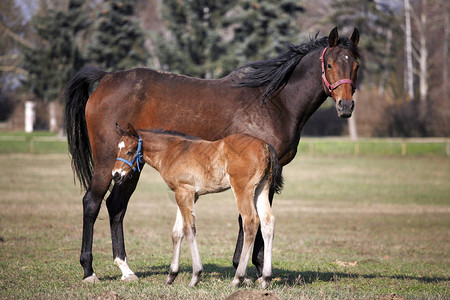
[267,144,284,194]
[65,66,108,191]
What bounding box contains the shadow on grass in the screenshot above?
[129,263,449,285]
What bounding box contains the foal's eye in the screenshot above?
[327,64,332,69]
[127,151,134,155]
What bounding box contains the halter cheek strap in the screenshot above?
[320,47,356,96]
[116,135,144,173]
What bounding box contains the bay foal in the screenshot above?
[112,124,283,288]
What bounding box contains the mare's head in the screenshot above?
[321,27,360,118]
[112,123,143,185]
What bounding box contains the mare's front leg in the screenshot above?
[80,172,112,283]
[106,171,141,282]
[175,189,202,287]
[166,207,184,285]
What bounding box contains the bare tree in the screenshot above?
[404,0,415,101]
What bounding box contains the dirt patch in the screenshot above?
[225,290,279,300]
[378,293,408,300]
[90,291,126,300]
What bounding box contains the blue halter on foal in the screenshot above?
[116,135,144,173]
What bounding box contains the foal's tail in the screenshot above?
[65,66,109,191]
[267,144,284,195]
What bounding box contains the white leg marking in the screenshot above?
[167,207,184,284]
[256,182,275,287]
[114,257,135,280]
[185,206,202,287]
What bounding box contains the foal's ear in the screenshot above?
[328,27,339,47]
[350,28,360,46]
[115,123,126,136]
[127,123,139,137]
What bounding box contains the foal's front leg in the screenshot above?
[166,207,184,285]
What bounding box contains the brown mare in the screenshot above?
[112,123,283,288]
[65,27,360,283]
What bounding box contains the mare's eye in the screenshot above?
[327,64,332,69]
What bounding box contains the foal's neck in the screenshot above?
[139,131,172,172]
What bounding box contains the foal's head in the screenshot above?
[112,123,143,184]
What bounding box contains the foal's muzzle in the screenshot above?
[112,172,122,183]
[336,99,354,118]
[112,170,130,185]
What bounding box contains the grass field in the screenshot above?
[0,151,449,299]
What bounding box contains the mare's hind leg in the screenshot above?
[80,172,112,282]
[166,207,184,284]
[106,172,141,282]
[231,183,259,287]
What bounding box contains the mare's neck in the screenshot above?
[281,47,328,133]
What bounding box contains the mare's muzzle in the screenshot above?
[336,99,354,118]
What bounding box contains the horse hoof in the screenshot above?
[82,274,100,283]
[243,276,253,286]
[230,278,241,287]
[257,276,271,289]
[188,277,200,287]
[122,274,138,282]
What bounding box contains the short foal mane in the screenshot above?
[233,34,360,102]
[138,128,201,140]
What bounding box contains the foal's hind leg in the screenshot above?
[166,207,184,285]
[106,172,141,282]
[80,172,111,282]
[254,180,275,289]
[173,189,202,287]
[230,184,259,287]
[252,185,275,278]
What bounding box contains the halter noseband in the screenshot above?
[320,47,356,97]
[116,135,144,173]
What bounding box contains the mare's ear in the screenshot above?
[350,28,359,46]
[127,123,138,137]
[115,123,125,136]
[328,27,339,47]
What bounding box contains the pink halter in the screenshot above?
[320,47,356,96]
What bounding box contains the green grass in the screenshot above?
[0,132,449,157]
[0,153,448,299]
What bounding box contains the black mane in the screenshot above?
[233,34,359,101]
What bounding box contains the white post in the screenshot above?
[25,101,36,133]
[49,102,58,132]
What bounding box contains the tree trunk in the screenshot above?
[378,29,392,96]
[418,0,428,103]
[348,93,358,141]
[443,0,449,101]
[404,0,415,101]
